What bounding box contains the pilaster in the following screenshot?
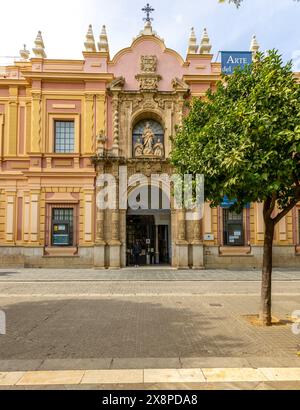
[7,86,18,156]
[30,91,42,154]
[84,93,95,155]
[176,209,189,269]
[5,191,16,243]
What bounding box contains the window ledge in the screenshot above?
[44,247,78,257]
[219,246,252,257]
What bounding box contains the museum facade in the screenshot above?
[0,21,299,269]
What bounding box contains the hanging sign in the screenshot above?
[221,51,252,75]
[221,196,250,209]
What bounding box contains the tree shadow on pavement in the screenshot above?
[0,298,247,360]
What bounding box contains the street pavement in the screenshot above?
[0,268,299,389]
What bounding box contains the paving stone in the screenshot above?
[181,357,250,369]
[111,358,181,369]
[144,369,206,384]
[17,371,84,386]
[260,367,300,381]
[0,360,43,372]
[39,358,112,371]
[0,372,25,386]
[81,370,143,385]
[202,368,267,383]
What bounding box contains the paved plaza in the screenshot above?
[0,268,299,389]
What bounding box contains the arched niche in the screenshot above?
[132,118,165,159]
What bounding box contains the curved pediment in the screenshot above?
[108,26,188,92]
[109,35,186,67]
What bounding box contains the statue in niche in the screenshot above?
[153,139,164,158]
[142,122,155,155]
[134,138,144,157]
[133,120,165,158]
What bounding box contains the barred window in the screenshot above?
[54,120,75,153]
[52,208,74,247]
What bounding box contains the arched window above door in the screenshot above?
[132,119,165,158]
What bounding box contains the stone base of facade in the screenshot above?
[204,246,300,269]
[0,245,299,269]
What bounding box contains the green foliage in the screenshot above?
[171,50,300,213]
[219,0,300,7]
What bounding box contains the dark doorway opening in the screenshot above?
[126,215,170,266]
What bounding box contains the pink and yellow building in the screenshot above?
[0,22,299,269]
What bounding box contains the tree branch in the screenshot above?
[273,198,299,225]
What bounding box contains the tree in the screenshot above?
[171,50,300,326]
[219,0,299,6]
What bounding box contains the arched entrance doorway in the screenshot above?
[126,186,171,267]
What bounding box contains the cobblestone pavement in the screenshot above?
[0,267,300,282]
[0,286,299,370]
[0,269,299,380]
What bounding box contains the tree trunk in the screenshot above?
[260,217,275,326]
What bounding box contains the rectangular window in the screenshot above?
[51,208,74,247]
[54,120,75,153]
[223,210,244,246]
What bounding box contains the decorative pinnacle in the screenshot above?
[84,24,96,52]
[142,3,154,23]
[32,31,47,59]
[250,35,260,54]
[199,28,212,54]
[187,27,198,54]
[20,44,30,60]
[98,25,109,53]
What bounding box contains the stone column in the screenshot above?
[94,164,106,268]
[155,225,159,264]
[192,218,204,269]
[111,92,120,157]
[175,210,189,269]
[94,207,106,268]
[108,170,121,269]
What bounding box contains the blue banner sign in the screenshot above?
[221,196,237,209]
[221,51,252,75]
[221,196,250,209]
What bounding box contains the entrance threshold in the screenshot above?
[123,265,176,271]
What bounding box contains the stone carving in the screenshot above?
[142,122,155,155]
[134,139,143,157]
[136,55,161,91]
[136,74,161,91]
[141,55,157,73]
[108,77,125,92]
[96,130,107,156]
[133,122,164,158]
[172,77,190,93]
[153,139,164,157]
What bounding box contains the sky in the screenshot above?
[0,0,300,69]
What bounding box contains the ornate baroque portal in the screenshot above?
[94,51,200,269]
